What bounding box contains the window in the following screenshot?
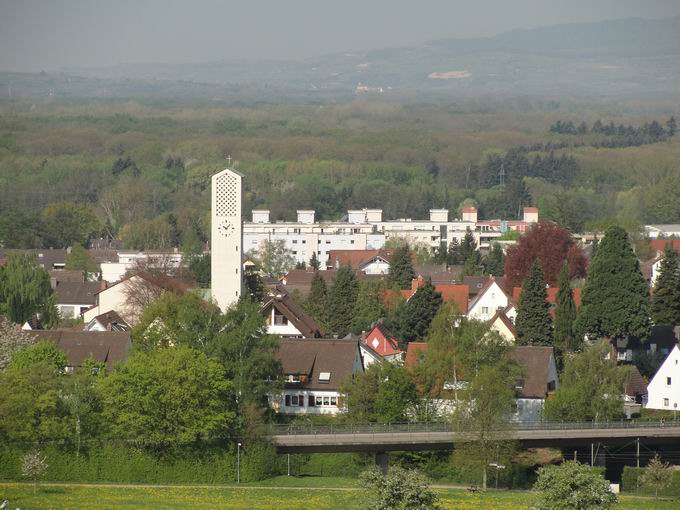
[325,240,331,244]
[293,240,298,244]
[323,396,330,406]
[350,240,355,244]
[285,395,291,406]
[292,251,297,255]
[308,395,315,406]
[291,395,300,406]
[319,372,331,383]
[274,312,288,325]
[667,377,672,386]
[481,307,489,315]
[664,398,669,407]
[330,397,337,406]
[316,396,323,406]
[302,240,306,244]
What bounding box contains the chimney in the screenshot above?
[523,207,539,223]
[297,210,315,224]
[462,207,478,223]
[50,277,57,290]
[429,209,449,222]
[252,210,270,223]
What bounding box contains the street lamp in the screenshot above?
[488,463,506,489]
[237,443,242,484]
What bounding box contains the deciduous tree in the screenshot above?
[534,461,617,510]
[641,454,673,499]
[359,466,441,510]
[504,221,587,288]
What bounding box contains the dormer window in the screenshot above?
[319,372,331,384]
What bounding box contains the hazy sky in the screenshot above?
[1,0,680,72]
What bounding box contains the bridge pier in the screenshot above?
[375,452,389,474]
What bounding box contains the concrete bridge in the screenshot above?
[270,421,680,454]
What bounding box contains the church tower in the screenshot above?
[211,167,244,312]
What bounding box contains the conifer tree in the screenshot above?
[389,279,442,345]
[575,226,651,341]
[484,244,505,276]
[651,245,680,326]
[447,238,461,265]
[351,280,386,334]
[327,264,359,336]
[305,271,329,330]
[387,245,415,290]
[459,229,479,265]
[515,259,553,346]
[309,252,320,271]
[554,261,578,354]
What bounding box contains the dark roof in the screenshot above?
[90,310,130,332]
[415,264,462,284]
[262,289,323,338]
[29,330,131,369]
[97,271,193,296]
[489,310,517,338]
[54,280,100,305]
[625,366,647,397]
[0,249,67,270]
[508,346,556,399]
[49,270,85,283]
[463,276,490,296]
[326,249,397,271]
[277,338,361,391]
[281,270,336,298]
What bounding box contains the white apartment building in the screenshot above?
[243,207,538,267]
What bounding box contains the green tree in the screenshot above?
[10,340,68,372]
[0,320,35,370]
[351,280,386,334]
[359,466,441,510]
[650,245,680,326]
[21,450,48,494]
[132,292,224,351]
[41,202,100,248]
[65,244,99,278]
[386,245,415,290]
[243,266,265,303]
[309,251,320,271]
[452,363,519,489]
[62,365,104,456]
[0,253,59,327]
[446,238,461,265]
[534,461,617,510]
[554,262,579,357]
[459,229,478,265]
[515,259,553,346]
[543,341,628,422]
[389,279,442,344]
[0,361,70,442]
[188,253,211,287]
[484,243,505,276]
[304,271,329,330]
[98,346,236,450]
[327,265,359,336]
[575,226,651,341]
[250,239,295,277]
[641,454,673,499]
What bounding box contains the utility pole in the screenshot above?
[287,453,291,476]
[636,438,640,469]
[591,443,594,467]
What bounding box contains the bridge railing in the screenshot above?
[268,419,680,436]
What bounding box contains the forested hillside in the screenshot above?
[0,97,678,250]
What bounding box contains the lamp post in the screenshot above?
[237,442,242,484]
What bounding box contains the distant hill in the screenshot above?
[4,16,679,102]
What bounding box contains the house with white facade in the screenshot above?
[261,288,323,338]
[359,323,404,367]
[274,338,364,415]
[646,345,680,412]
[467,277,513,321]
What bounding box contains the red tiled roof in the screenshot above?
[362,323,402,357]
[650,240,680,253]
[402,276,469,314]
[404,342,429,369]
[512,287,582,307]
[326,249,390,270]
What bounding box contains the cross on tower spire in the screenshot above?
[226,155,232,166]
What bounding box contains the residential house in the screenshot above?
[29,330,131,372]
[512,286,582,318]
[646,345,680,412]
[0,248,67,271]
[261,288,323,338]
[82,272,193,325]
[52,279,101,319]
[645,225,680,239]
[280,270,337,298]
[85,310,130,332]
[508,346,559,422]
[402,276,469,314]
[326,249,394,274]
[359,322,404,367]
[467,277,513,321]
[274,338,364,415]
[488,310,517,343]
[614,326,678,363]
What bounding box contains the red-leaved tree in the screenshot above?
[504,222,587,288]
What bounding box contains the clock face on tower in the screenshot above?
[218,219,235,238]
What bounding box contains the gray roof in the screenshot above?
[29,330,131,369]
[0,249,67,270]
[508,346,556,399]
[277,338,361,391]
[54,280,100,305]
[262,289,323,338]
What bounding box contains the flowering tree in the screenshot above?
[21,450,48,493]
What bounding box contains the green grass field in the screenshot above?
[1,480,678,509]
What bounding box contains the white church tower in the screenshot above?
[211,167,244,312]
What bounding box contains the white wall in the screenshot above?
[467,282,510,321]
[646,346,680,411]
[277,389,344,415]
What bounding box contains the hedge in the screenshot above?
[0,443,285,484]
[621,466,680,497]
